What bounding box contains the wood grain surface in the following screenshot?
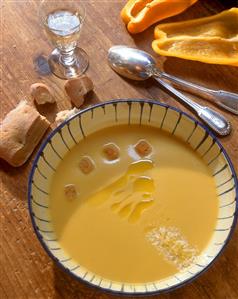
[1,1,238,298]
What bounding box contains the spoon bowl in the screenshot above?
[108,45,155,81]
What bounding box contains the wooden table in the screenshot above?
[1,1,238,298]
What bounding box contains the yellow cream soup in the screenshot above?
[50,125,218,283]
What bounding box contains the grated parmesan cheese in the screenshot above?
[146,226,198,270]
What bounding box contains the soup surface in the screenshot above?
[50,125,219,283]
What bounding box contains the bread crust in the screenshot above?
[65,76,94,108]
[0,101,50,167]
[30,83,55,105]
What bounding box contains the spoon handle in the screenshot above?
[156,71,238,115]
[153,76,231,136]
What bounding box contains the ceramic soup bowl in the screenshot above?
[28,99,237,296]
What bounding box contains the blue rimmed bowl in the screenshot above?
[28,99,237,296]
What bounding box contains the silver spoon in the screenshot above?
[108,46,238,115]
[108,46,232,136]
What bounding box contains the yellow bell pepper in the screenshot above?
[152,8,238,66]
[121,0,198,34]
